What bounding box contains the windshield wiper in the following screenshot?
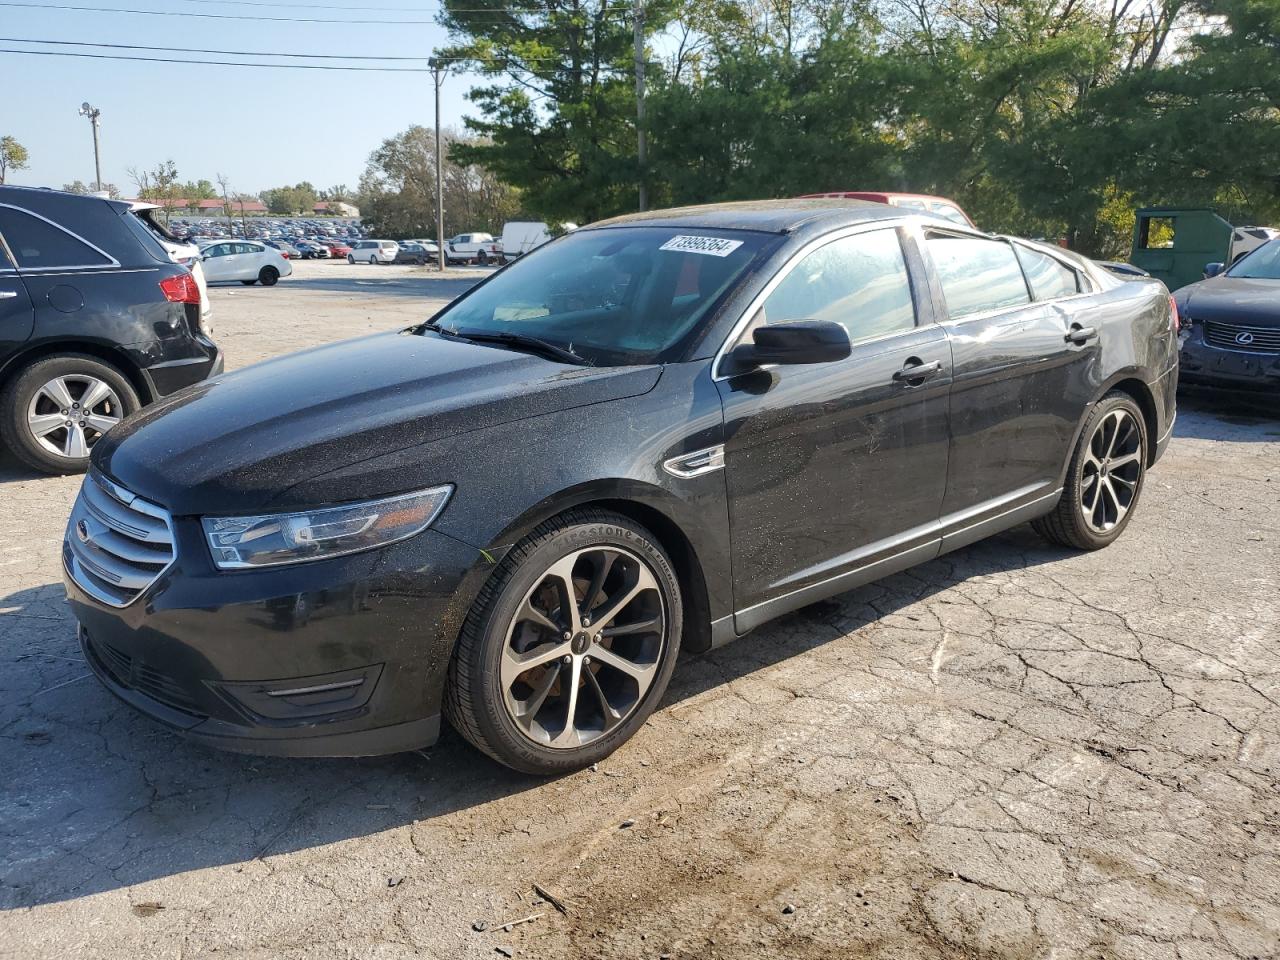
[453,330,590,366]
[421,320,465,337]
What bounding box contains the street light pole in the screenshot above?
[78,102,103,193]
[430,58,446,272]
[634,0,646,212]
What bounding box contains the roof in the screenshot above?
[589,199,896,234]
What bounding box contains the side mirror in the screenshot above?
[727,320,852,372]
[1204,262,1224,278]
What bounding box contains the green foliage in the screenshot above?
[356,125,521,239]
[62,180,122,199]
[439,0,1280,257]
[1,134,30,184]
[263,182,318,215]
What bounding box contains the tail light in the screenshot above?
[1169,294,1182,334]
[159,272,200,304]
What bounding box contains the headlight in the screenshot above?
[202,485,452,570]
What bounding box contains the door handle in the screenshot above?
[1065,324,1098,344]
[893,359,943,383]
[0,290,18,300]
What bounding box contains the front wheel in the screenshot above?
[445,509,683,775]
[258,266,280,286]
[1033,392,1148,550]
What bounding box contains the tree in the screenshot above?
[436,0,679,223]
[263,182,318,215]
[356,125,521,239]
[128,160,183,221]
[0,135,29,184]
[62,179,121,198]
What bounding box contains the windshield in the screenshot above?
[424,226,774,365]
[1227,239,1280,279]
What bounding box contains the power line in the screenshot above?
[0,36,628,62]
[0,45,631,72]
[0,36,433,59]
[0,47,436,68]
[0,1,439,23]
[0,0,633,19]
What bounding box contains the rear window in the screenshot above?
[0,206,113,270]
[121,211,172,264]
[927,233,1030,318]
[1015,245,1080,300]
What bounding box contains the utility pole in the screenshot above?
[634,0,646,211]
[430,58,447,272]
[78,102,103,193]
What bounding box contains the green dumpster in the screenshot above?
[1130,208,1233,291]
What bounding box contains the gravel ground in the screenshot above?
[2,259,1279,960]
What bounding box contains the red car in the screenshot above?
[326,241,353,258]
[799,191,975,228]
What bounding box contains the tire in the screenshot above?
[1033,391,1148,550]
[347,254,355,264]
[0,354,141,475]
[445,508,683,775]
[259,266,279,286]
[478,250,489,266]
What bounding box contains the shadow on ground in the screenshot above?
[0,526,1068,910]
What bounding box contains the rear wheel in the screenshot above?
[259,266,280,286]
[1033,392,1147,550]
[445,509,682,775]
[0,355,140,475]
[478,250,489,266]
[347,254,355,264]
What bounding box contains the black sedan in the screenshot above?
[66,201,1177,774]
[393,241,431,265]
[1175,239,1280,391]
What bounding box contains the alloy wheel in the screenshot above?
[26,375,122,459]
[1080,409,1142,533]
[501,547,666,749]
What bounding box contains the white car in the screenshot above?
[498,221,577,261]
[347,239,399,264]
[444,232,502,265]
[199,240,292,286]
[129,202,212,328]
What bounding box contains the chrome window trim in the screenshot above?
[0,202,122,271]
[711,216,920,381]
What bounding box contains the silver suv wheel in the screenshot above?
[26,374,123,460]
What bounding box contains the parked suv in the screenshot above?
[0,186,221,474]
[68,201,1175,773]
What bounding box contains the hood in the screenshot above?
[94,331,661,514]
[1177,276,1280,327]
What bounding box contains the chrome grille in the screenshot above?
[1203,321,1280,353]
[64,471,175,607]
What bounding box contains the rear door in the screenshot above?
[0,240,35,354]
[922,230,1095,546]
[717,224,953,628]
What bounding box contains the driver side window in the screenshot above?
[749,228,916,344]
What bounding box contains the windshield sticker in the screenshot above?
[659,235,744,257]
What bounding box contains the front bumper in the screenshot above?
[1179,325,1280,392]
[65,521,486,757]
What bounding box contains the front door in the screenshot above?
[716,225,953,630]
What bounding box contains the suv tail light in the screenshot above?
[1168,294,1181,334]
[159,272,201,304]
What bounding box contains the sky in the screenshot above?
[0,2,480,197]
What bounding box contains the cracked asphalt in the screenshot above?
[2,259,1279,959]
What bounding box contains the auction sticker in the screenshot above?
[659,235,744,257]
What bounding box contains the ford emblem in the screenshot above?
[1235,331,1255,345]
[75,519,90,543]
